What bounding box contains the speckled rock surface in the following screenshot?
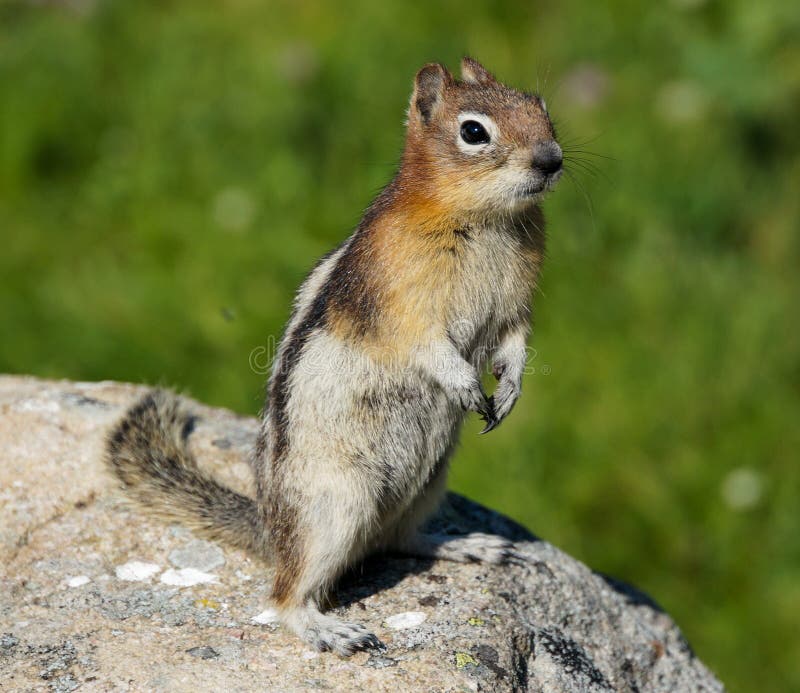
[0,376,724,692]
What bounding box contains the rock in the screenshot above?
[115,560,161,582]
[0,376,725,692]
[384,611,427,630]
[159,568,219,587]
[186,646,220,660]
[169,539,226,572]
[65,575,91,588]
[251,608,280,625]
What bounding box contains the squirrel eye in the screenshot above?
[460,120,490,145]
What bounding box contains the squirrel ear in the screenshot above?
[411,63,452,123]
[461,56,496,85]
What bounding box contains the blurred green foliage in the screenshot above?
[2,1,799,689]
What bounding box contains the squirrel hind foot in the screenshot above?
[281,605,383,657]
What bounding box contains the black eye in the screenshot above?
[460,120,490,145]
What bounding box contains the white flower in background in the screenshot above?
[213,187,255,233]
[274,42,319,85]
[561,63,611,110]
[721,467,763,510]
[655,80,711,124]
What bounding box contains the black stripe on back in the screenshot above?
[267,249,342,464]
[266,178,399,464]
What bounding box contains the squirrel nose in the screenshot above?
[532,141,563,175]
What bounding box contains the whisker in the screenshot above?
[542,63,551,96]
[563,169,598,235]
[562,149,617,163]
[564,154,603,168]
[564,158,603,177]
[564,155,613,184]
[565,164,600,180]
[559,131,608,148]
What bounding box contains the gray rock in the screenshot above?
[169,539,226,571]
[186,646,220,660]
[365,654,399,669]
[0,376,724,692]
[1,633,20,651]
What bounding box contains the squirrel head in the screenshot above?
[403,57,561,217]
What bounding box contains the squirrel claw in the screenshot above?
[478,396,498,434]
[479,418,499,434]
[369,635,387,651]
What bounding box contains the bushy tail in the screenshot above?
[105,390,267,558]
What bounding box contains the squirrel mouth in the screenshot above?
[520,184,545,197]
[520,170,562,198]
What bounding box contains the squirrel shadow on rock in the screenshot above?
[335,492,543,609]
[597,573,668,614]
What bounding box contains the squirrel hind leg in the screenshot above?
[267,475,383,655]
[280,602,382,656]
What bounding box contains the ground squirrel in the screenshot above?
[106,57,563,656]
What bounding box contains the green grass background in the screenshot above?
[2,1,799,689]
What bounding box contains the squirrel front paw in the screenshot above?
[492,373,521,421]
[452,379,497,431]
[481,359,523,433]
